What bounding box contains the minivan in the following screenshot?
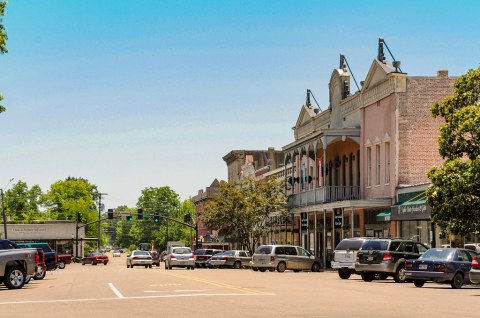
[250,245,321,272]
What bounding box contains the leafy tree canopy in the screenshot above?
[203,178,287,253]
[4,180,43,223]
[42,177,98,236]
[427,67,480,236]
[0,0,8,113]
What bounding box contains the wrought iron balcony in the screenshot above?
[287,186,360,208]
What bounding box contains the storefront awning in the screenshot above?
[376,209,391,222]
[391,199,431,221]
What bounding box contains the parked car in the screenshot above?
[194,248,224,268]
[82,252,109,265]
[0,239,46,282]
[250,244,321,273]
[464,243,480,253]
[126,250,153,268]
[208,250,252,269]
[150,251,160,267]
[469,255,480,284]
[332,237,370,279]
[57,254,72,269]
[112,250,121,257]
[16,242,58,271]
[355,238,429,283]
[405,248,478,288]
[165,246,195,270]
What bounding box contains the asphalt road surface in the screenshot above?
[1,253,480,318]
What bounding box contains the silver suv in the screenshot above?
[250,245,321,272]
[331,237,370,279]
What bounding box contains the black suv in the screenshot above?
[355,238,429,283]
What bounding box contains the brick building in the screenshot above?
[280,39,456,266]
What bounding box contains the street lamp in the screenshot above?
[1,177,14,239]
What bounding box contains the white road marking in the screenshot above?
[0,293,275,306]
[144,290,169,293]
[108,283,125,299]
[174,289,212,292]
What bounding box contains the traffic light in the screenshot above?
[127,214,133,221]
[137,208,143,220]
[154,213,159,223]
[76,212,82,223]
[107,209,114,219]
[183,213,191,223]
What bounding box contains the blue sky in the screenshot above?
[1,0,479,209]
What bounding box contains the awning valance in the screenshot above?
[376,209,391,222]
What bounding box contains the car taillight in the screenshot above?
[170,254,175,259]
[270,256,275,262]
[356,252,359,261]
[434,263,446,271]
[132,257,139,260]
[35,252,40,264]
[222,256,228,260]
[405,262,412,269]
[473,256,480,269]
[382,252,392,262]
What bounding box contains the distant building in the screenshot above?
[191,179,222,247]
[222,148,284,183]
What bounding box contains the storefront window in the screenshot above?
[401,220,431,246]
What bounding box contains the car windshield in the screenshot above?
[335,240,364,250]
[223,251,235,256]
[113,250,120,253]
[92,253,104,256]
[419,248,454,261]
[255,246,272,254]
[360,240,389,251]
[173,248,192,254]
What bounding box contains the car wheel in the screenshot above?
[92,260,97,266]
[58,261,66,269]
[104,262,108,265]
[376,273,389,280]
[127,264,130,268]
[259,268,267,272]
[24,276,31,284]
[361,272,374,282]
[4,266,25,289]
[233,261,241,269]
[451,272,464,289]
[338,269,351,279]
[414,280,425,288]
[33,268,46,280]
[311,262,321,272]
[277,262,287,273]
[149,265,152,268]
[82,261,85,266]
[268,268,275,272]
[252,268,258,272]
[394,264,406,283]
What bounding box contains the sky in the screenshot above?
[1,0,479,209]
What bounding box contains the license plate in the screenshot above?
[367,256,373,261]
[345,254,352,260]
[419,264,427,270]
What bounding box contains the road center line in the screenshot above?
[108,283,125,298]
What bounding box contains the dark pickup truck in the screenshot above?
[16,242,58,271]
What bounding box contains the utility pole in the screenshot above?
[97,192,107,250]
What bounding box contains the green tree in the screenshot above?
[203,178,287,253]
[427,67,480,236]
[42,177,98,237]
[4,180,43,223]
[0,0,8,113]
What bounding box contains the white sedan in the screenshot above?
[126,250,153,268]
[112,250,121,257]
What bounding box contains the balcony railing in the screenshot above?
[288,186,360,208]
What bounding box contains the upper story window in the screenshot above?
[375,144,381,185]
[385,142,390,184]
[366,147,372,187]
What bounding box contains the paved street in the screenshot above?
[1,254,479,318]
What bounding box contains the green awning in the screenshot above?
[401,199,426,206]
[376,209,391,222]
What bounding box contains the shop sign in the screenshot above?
[391,203,431,221]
